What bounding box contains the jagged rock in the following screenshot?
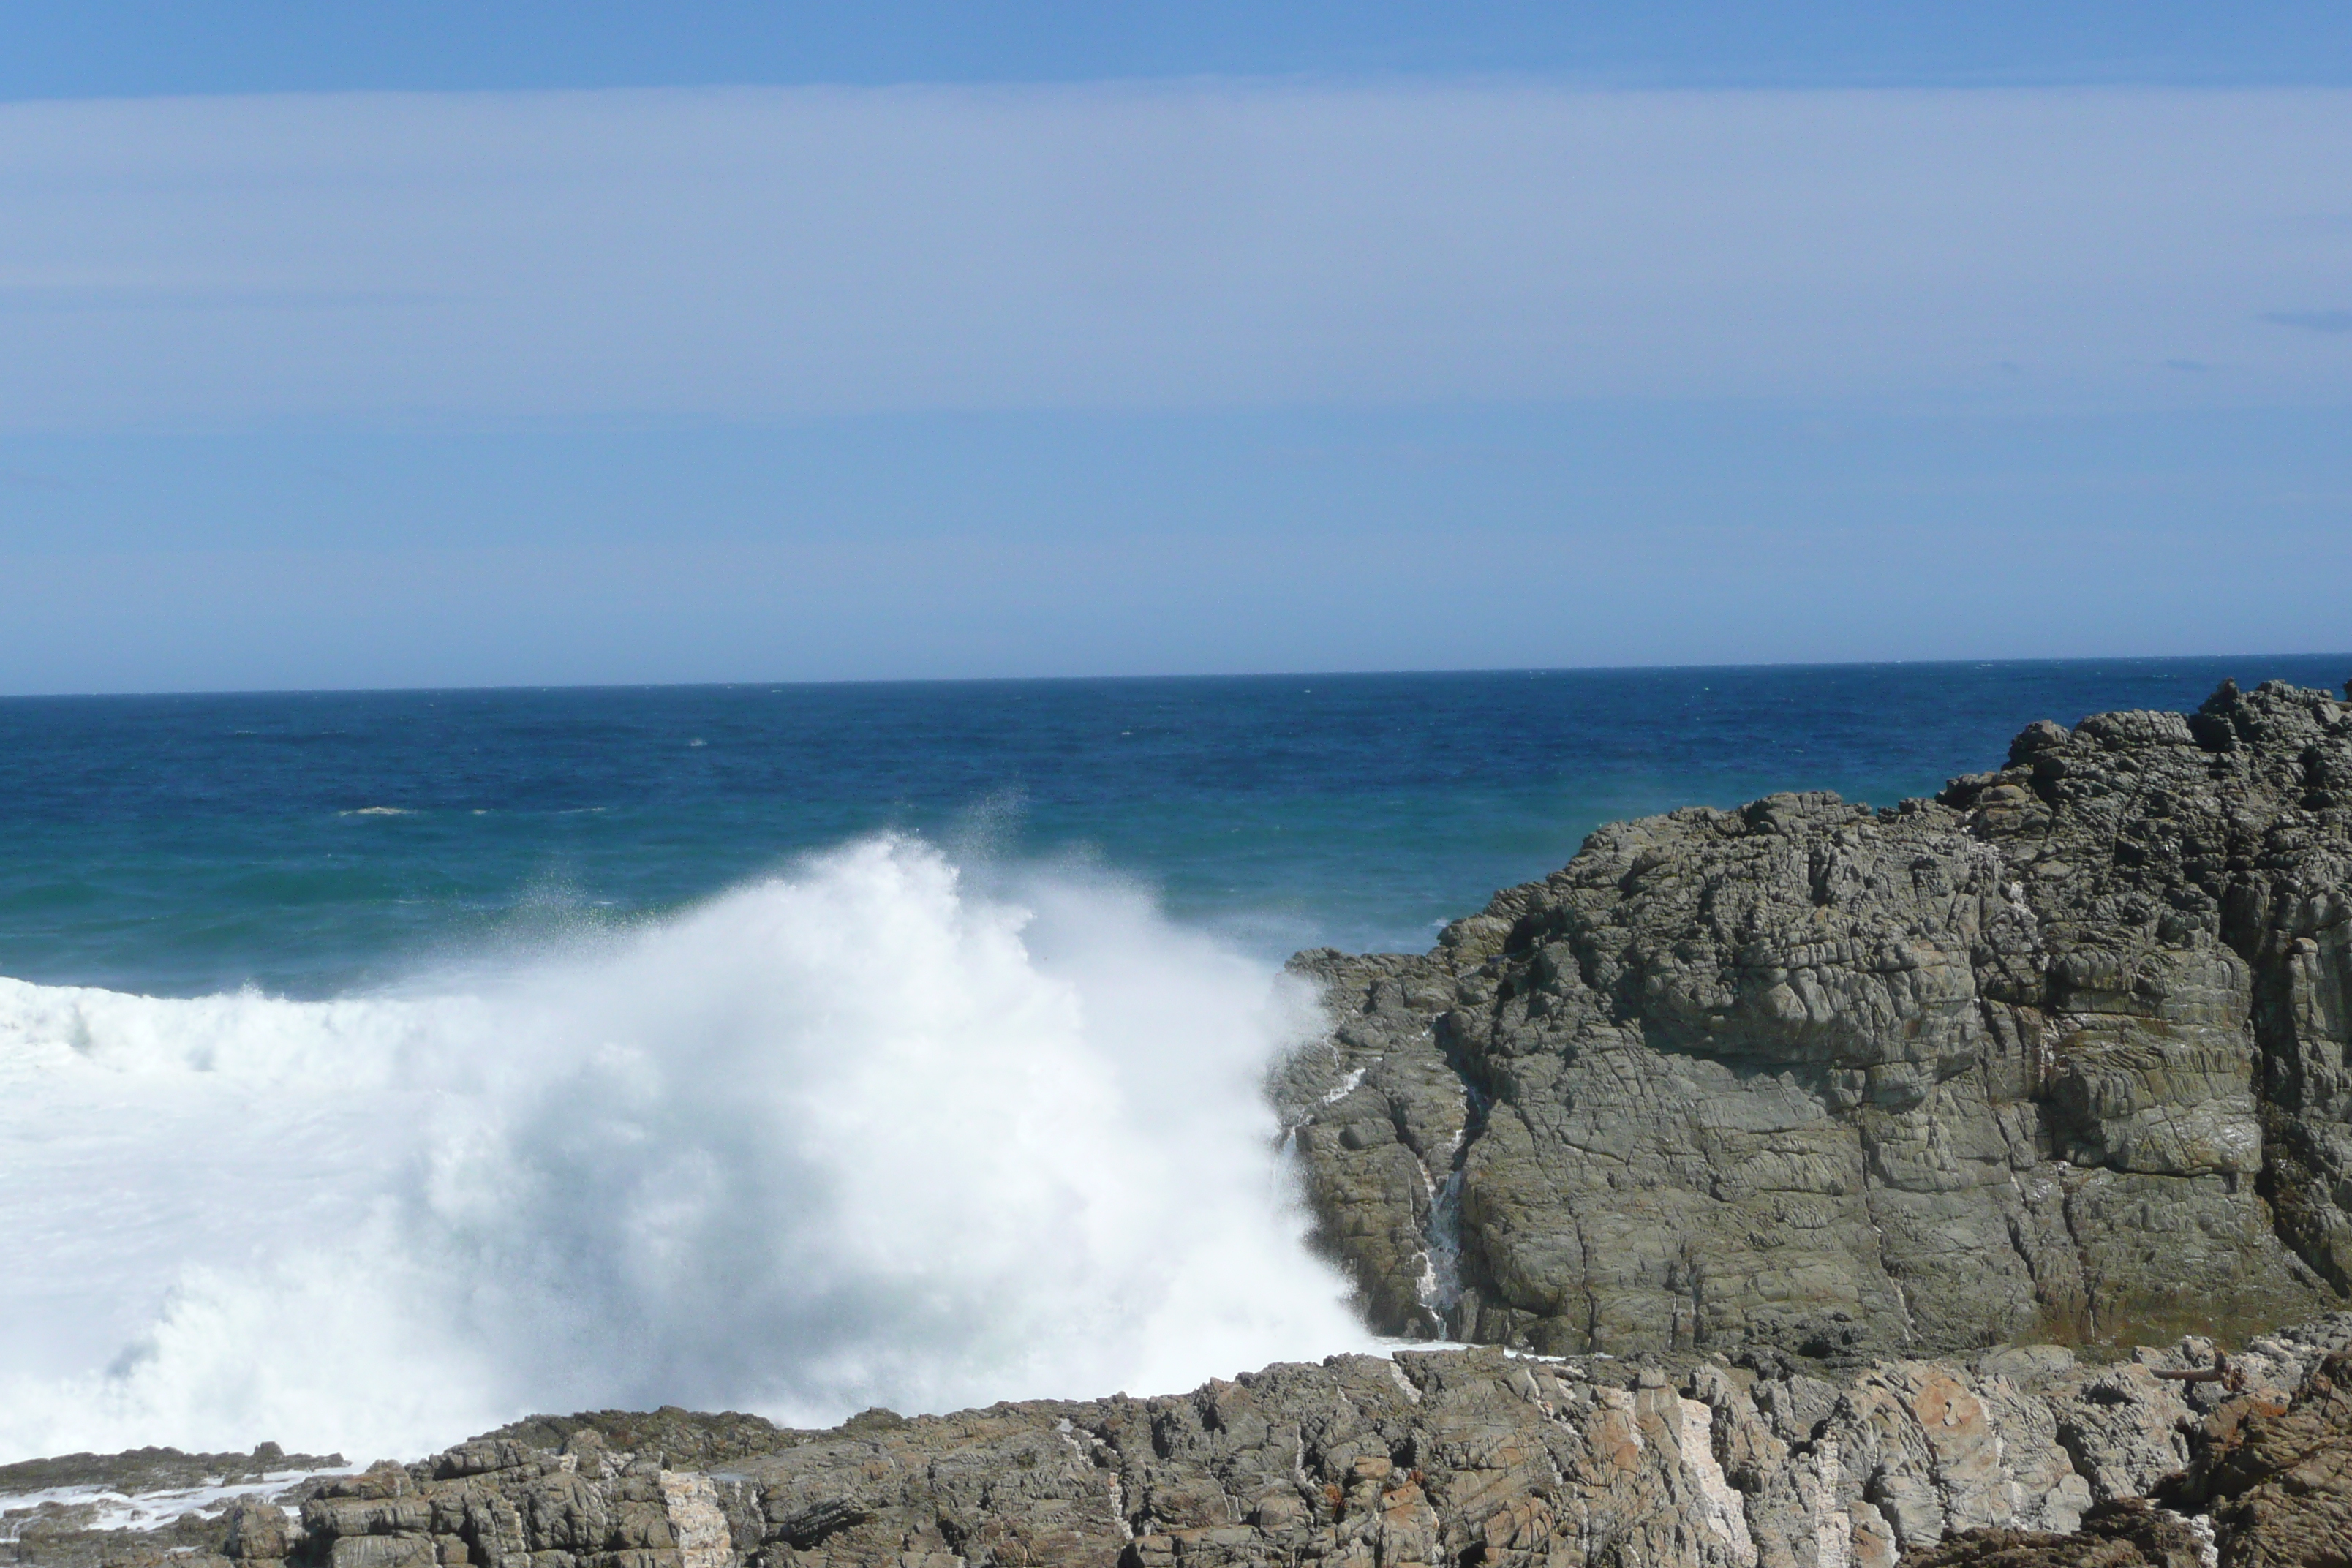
[223,1500,293,1561]
[21,1325,2344,1568]
[2163,1343,2352,1567]
[32,1317,2352,1568]
[1897,1499,2209,1567]
[474,1412,800,1474]
[1281,679,2352,1360]
[0,1444,344,1568]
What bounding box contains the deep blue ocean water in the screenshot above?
[4,655,2348,999]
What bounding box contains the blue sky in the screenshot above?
[2,7,2350,691]
[10,4,2352,94]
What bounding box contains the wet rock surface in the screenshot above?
[1277,678,2352,1360]
[0,1450,345,1501]
[0,1446,347,1568]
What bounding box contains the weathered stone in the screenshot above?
[1285,680,2352,1361]
[326,1539,436,1568]
[2163,1347,2352,1567]
[1897,1499,2208,1567]
[224,1501,294,1562]
[33,1316,2352,1568]
[249,1324,2352,1568]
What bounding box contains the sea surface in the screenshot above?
[2,655,2347,1469]
[7,655,2348,999]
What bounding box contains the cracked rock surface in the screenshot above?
[25,1318,2352,1568]
[1275,679,2352,1360]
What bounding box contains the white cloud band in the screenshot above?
[2,81,2350,428]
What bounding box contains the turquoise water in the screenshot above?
[5,655,2346,998]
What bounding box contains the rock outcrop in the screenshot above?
[26,1317,2352,1568]
[1276,678,2352,1361]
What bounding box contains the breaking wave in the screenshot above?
[0,836,1370,1463]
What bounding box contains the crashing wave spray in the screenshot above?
[0,837,1371,1463]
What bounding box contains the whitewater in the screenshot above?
[0,834,1373,1465]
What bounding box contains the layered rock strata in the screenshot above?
[1275,678,2352,1360]
[26,1316,2352,1568]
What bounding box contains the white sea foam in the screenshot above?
[0,1469,359,1537]
[0,837,1370,1464]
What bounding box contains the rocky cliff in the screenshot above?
[1275,677,2352,1362]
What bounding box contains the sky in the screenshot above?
[3,5,2351,692]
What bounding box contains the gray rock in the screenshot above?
[224,1500,293,1561]
[1285,679,2352,1360]
[0,1446,344,1501]
[29,1318,2352,1568]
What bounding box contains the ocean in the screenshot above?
[2,655,2345,1466]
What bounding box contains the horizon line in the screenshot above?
[6,649,2348,704]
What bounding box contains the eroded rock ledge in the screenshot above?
[23,1317,2352,1568]
[1275,677,2352,1360]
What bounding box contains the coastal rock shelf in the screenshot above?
[1276,678,2352,1360]
[21,1317,2352,1568]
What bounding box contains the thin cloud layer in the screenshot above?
[2,82,2349,430]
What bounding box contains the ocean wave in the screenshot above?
[0,837,1367,1463]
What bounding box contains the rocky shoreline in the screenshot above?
[16,1315,2352,1568]
[13,676,2352,1568]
